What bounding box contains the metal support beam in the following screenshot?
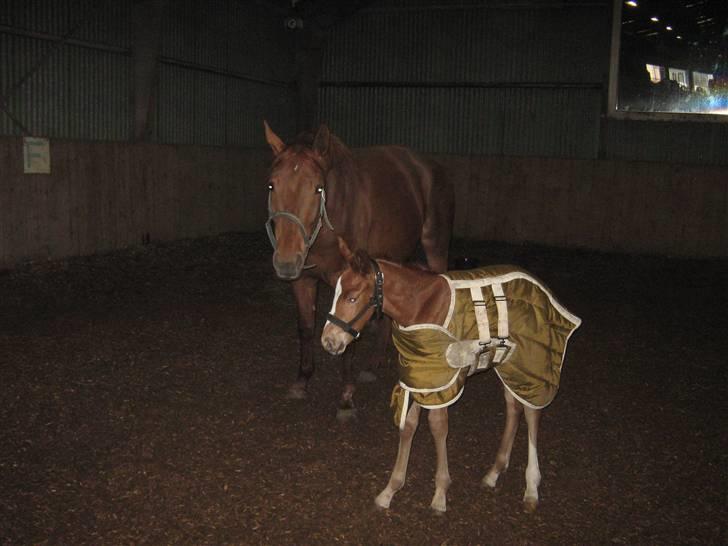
[132,0,167,141]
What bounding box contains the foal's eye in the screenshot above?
[347,296,358,303]
[315,185,323,194]
[268,183,274,191]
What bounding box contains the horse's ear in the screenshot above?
[264,120,285,155]
[313,124,331,157]
[338,236,355,263]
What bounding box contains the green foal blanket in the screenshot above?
[390,265,582,428]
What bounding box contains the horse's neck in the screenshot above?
[380,262,450,327]
[325,143,359,225]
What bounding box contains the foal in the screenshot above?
[321,239,581,513]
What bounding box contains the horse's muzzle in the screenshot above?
[273,251,304,280]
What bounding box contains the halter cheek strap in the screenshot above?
[326,260,384,339]
[265,187,335,269]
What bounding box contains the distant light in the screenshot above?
[666,26,673,31]
[650,16,659,22]
[625,1,638,6]
[677,35,683,40]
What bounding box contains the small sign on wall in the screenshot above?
[23,137,51,174]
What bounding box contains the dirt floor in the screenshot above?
[1,232,726,545]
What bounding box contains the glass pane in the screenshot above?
[617,0,728,115]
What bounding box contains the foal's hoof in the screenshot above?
[374,494,391,510]
[357,370,377,383]
[286,383,307,400]
[336,407,358,423]
[523,496,539,513]
[430,502,447,515]
[481,473,498,489]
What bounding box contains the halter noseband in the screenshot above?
[265,168,334,270]
[326,260,384,340]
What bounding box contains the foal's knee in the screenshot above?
[427,408,448,434]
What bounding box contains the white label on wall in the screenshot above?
[23,137,51,174]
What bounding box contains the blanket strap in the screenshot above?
[469,283,511,365]
[469,286,491,345]
[491,283,510,363]
[492,283,509,339]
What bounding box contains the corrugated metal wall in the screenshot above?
[0,0,133,140]
[319,1,609,158]
[0,0,296,145]
[320,0,728,165]
[155,0,296,146]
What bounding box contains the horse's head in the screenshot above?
[321,238,383,356]
[264,121,334,280]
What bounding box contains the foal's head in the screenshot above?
[264,121,333,280]
[321,240,381,356]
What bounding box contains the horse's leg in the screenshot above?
[522,405,542,513]
[482,388,523,488]
[288,277,318,399]
[420,165,454,273]
[375,402,422,510]
[428,407,451,514]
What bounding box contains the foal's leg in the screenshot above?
[522,405,542,513]
[375,402,422,509]
[428,407,452,513]
[482,388,523,488]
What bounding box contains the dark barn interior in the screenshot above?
[1,1,727,544]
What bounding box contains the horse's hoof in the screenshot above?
[336,407,358,422]
[286,383,307,400]
[357,370,377,383]
[523,497,539,513]
[374,495,391,510]
[430,503,447,515]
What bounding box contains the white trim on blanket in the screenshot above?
[398,366,461,394]
[398,378,466,429]
[395,322,458,338]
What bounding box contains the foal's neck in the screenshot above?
[380,262,450,327]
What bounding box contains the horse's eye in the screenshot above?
[268,183,274,191]
[316,186,323,194]
[347,296,358,303]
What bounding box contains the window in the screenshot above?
[609,0,728,118]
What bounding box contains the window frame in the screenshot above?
[607,0,727,123]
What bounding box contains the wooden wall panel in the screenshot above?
[437,154,728,258]
[1,138,725,269]
[0,138,269,268]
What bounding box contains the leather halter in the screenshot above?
[265,186,334,270]
[326,260,384,340]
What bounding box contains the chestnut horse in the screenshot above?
[321,239,581,513]
[264,122,454,418]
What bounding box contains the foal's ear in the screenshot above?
[351,249,373,276]
[313,124,331,157]
[263,120,285,155]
